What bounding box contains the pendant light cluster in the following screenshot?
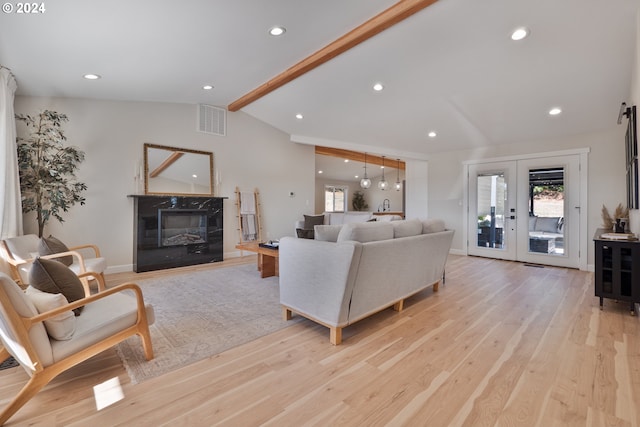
[360,152,371,189]
[360,154,403,191]
[395,158,402,191]
[378,156,388,190]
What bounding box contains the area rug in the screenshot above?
[115,263,298,384]
[0,356,19,370]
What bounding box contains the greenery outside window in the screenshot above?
[325,185,347,212]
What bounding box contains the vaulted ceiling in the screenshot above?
[0,0,638,160]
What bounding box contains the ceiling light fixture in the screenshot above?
[318,170,323,174]
[395,158,402,191]
[511,27,529,41]
[295,113,303,119]
[360,153,371,189]
[428,131,437,138]
[269,26,286,36]
[378,156,388,190]
[203,85,214,90]
[549,107,562,116]
[83,74,101,80]
[373,83,384,91]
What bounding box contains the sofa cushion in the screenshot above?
[38,236,73,266]
[29,258,85,315]
[304,214,325,230]
[422,219,446,234]
[535,217,560,233]
[25,287,76,341]
[314,224,343,242]
[392,219,423,238]
[337,222,394,243]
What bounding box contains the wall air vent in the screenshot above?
[197,104,226,136]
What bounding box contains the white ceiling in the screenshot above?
[1,0,638,163]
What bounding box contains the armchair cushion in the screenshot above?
[25,287,76,340]
[38,236,73,266]
[29,258,85,315]
[0,274,53,368]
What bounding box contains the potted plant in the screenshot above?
[15,110,87,237]
[352,190,369,211]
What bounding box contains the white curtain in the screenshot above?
[0,66,23,239]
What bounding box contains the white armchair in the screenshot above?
[1,234,107,292]
[0,272,154,425]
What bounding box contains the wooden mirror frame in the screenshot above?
[144,143,214,196]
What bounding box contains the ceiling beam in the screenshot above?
[228,0,438,112]
[316,146,405,170]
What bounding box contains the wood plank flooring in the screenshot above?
[1,255,639,426]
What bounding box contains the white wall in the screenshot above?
[14,96,315,272]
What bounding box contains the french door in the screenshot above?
[467,154,582,268]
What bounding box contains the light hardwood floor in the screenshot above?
[1,254,639,426]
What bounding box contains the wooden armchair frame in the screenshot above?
[0,280,154,425]
[0,239,106,292]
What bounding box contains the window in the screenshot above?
[324,185,347,212]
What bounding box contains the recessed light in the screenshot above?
[203,85,213,90]
[318,170,323,174]
[295,113,303,120]
[355,175,359,179]
[373,83,384,91]
[83,74,101,80]
[192,174,198,178]
[269,26,286,36]
[428,131,437,138]
[511,27,529,41]
[549,107,562,116]
[344,159,349,163]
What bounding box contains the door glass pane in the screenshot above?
[528,168,564,255]
[476,173,506,249]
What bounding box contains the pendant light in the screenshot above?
[395,158,402,191]
[360,152,371,189]
[378,156,388,190]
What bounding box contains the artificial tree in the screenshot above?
[15,110,87,237]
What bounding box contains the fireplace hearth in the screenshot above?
[130,195,226,272]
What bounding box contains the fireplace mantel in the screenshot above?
[129,195,226,272]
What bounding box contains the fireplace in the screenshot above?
[158,209,208,247]
[130,195,226,272]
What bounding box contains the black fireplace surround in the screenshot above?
[130,195,225,272]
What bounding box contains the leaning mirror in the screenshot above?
[144,143,214,195]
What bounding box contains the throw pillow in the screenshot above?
[303,214,325,230]
[421,219,446,234]
[337,222,394,243]
[25,287,76,340]
[314,224,343,242]
[392,218,423,238]
[38,236,73,266]
[29,257,85,315]
[296,228,315,239]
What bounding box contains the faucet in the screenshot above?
[383,199,390,212]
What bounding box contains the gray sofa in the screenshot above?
[279,218,454,344]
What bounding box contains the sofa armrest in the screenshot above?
[279,237,362,327]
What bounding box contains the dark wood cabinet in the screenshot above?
[594,229,640,315]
